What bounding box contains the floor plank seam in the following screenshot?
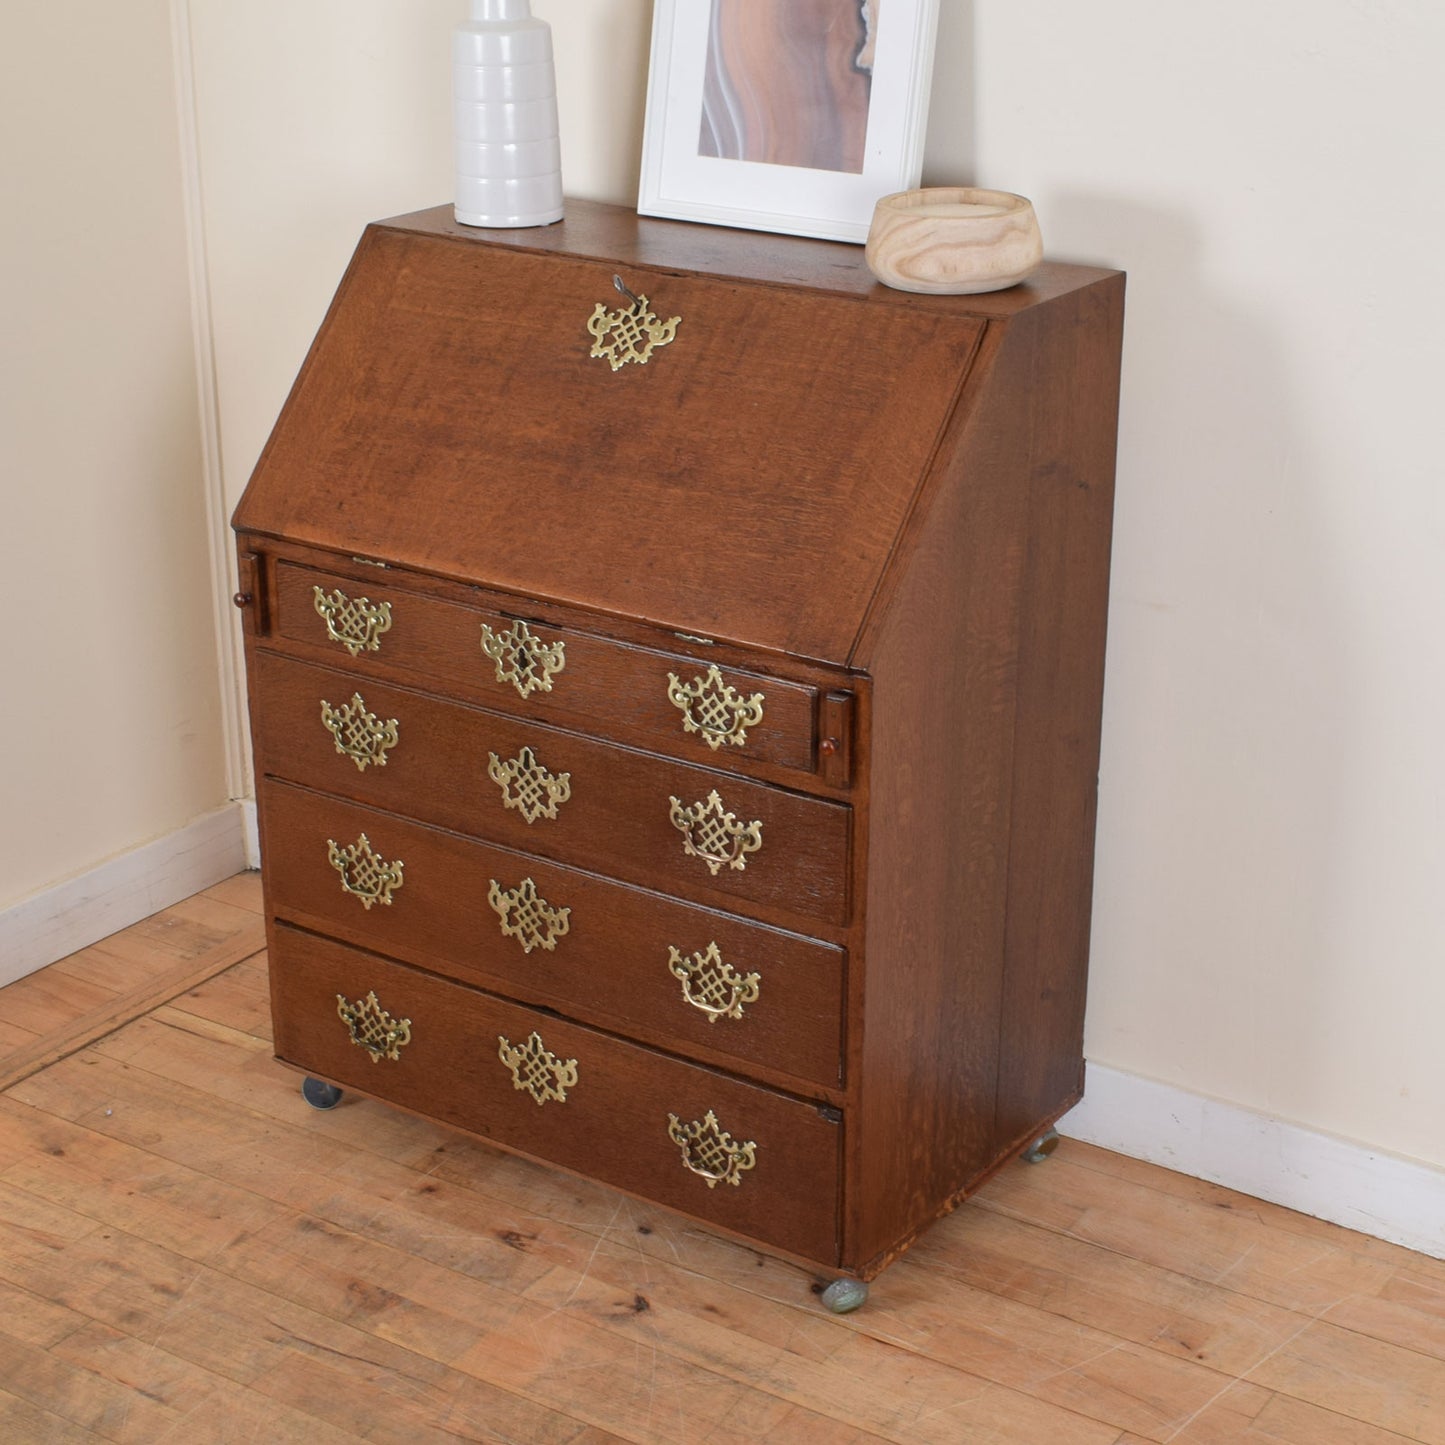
[0,943,268,1095]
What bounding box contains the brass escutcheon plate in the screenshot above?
[487,745,571,824]
[498,1030,578,1106]
[488,876,570,954]
[586,290,680,371]
[480,619,566,698]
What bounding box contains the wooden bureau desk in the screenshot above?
[232,199,1123,1308]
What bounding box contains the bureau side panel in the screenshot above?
[994,273,1125,1149]
[845,322,1036,1272]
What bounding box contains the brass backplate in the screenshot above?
[313,585,392,657]
[586,293,680,371]
[336,990,412,1063]
[666,1110,757,1189]
[497,1030,578,1105]
[668,791,764,875]
[327,833,404,910]
[321,692,400,772]
[666,666,765,750]
[667,942,761,1023]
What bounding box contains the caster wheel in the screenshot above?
[819,1277,869,1314]
[1023,1127,1060,1163]
[302,1077,344,1111]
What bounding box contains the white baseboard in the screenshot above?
[0,803,250,989]
[240,797,260,869]
[1059,1061,1445,1261]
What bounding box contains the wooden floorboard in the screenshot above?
[0,872,1441,1443]
[0,882,266,1094]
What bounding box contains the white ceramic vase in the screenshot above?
[453,0,564,228]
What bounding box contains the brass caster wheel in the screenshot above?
[1023,1127,1060,1163]
[819,1277,869,1314]
[302,1076,344,1110]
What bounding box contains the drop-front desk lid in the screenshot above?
[234,200,1101,667]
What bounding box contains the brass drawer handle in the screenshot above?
[666,666,765,750]
[667,1110,757,1189]
[480,619,565,698]
[668,791,763,875]
[587,276,680,371]
[498,1030,578,1105]
[488,877,570,954]
[313,585,392,657]
[668,943,760,1023]
[336,990,412,1062]
[487,745,571,823]
[320,692,400,772]
[327,833,404,910]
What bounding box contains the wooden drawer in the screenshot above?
[271,923,841,1264]
[273,561,830,781]
[261,779,845,1090]
[251,651,851,928]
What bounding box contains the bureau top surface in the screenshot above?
[234,199,1115,665]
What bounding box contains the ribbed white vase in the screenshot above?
[453,0,564,228]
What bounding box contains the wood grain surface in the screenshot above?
[271,558,827,783]
[233,221,986,666]
[261,779,846,1094]
[250,650,853,930]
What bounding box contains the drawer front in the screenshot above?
[275,562,825,779]
[272,924,841,1264]
[261,780,845,1089]
[252,651,851,927]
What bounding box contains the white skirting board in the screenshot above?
[1059,1061,1445,1261]
[0,803,251,990]
[241,797,260,869]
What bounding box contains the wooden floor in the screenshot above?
[0,877,1442,1443]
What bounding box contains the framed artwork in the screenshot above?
[638,0,940,244]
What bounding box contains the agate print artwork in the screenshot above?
[699,0,880,175]
[639,0,938,242]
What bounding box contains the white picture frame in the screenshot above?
[638,0,940,244]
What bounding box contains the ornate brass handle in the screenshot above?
[587,275,680,371]
[320,692,399,772]
[667,1110,756,1189]
[498,1030,578,1105]
[666,666,765,750]
[480,619,566,698]
[667,943,760,1023]
[487,745,571,823]
[336,990,412,1062]
[668,791,763,875]
[488,877,570,954]
[327,833,404,910]
[313,585,392,657]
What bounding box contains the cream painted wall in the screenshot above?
[185,1,1445,1171]
[0,3,228,911]
[962,1,1445,1173]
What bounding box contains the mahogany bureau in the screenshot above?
[232,199,1124,1307]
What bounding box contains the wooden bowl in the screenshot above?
[865,187,1043,294]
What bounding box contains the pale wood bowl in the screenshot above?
[865,187,1043,294]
